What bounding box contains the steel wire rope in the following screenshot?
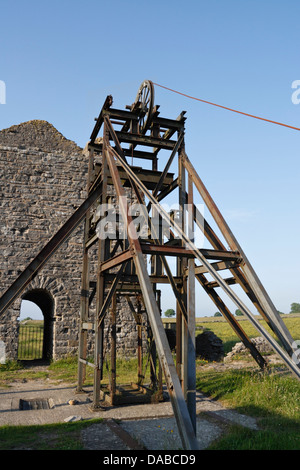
[152,82,300,132]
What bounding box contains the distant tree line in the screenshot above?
[290,302,300,313]
[165,302,300,318]
[213,302,300,317]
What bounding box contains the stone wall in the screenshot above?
[0,120,140,361]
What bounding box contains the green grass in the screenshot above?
[49,356,147,385]
[208,424,299,450]
[48,356,80,382]
[196,314,300,354]
[49,355,153,386]
[0,360,49,387]
[18,321,44,360]
[196,368,300,450]
[0,355,153,388]
[0,419,103,450]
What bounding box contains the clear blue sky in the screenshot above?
[2,0,300,318]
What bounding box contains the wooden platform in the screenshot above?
[99,383,164,406]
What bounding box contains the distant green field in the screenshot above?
[163,314,300,354]
[18,320,44,360]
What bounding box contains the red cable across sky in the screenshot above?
[153,82,300,132]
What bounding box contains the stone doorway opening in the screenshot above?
[18,289,54,362]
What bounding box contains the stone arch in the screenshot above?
[21,289,54,360]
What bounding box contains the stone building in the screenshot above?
[0,120,139,362]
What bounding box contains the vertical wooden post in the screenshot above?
[157,289,163,400]
[177,147,188,396]
[110,292,117,404]
[92,130,108,410]
[149,125,161,390]
[77,147,93,392]
[187,173,196,432]
[76,248,89,391]
[93,264,104,409]
[137,301,143,385]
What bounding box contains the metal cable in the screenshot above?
[153,82,300,132]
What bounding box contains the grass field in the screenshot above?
[196,314,300,449]
[194,313,300,354]
[196,368,300,450]
[0,419,103,450]
[18,320,44,360]
[205,317,300,353]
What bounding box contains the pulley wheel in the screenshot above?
[134,80,154,133]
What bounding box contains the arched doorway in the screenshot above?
[18,289,54,362]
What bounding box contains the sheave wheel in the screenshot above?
[134,80,154,133]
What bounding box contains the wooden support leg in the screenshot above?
[187,173,196,433]
[92,238,105,410]
[77,246,90,392]
[110,293,117,404]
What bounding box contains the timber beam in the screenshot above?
[140,243,241,261]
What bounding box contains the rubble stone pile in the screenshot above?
[225,336,273,362]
